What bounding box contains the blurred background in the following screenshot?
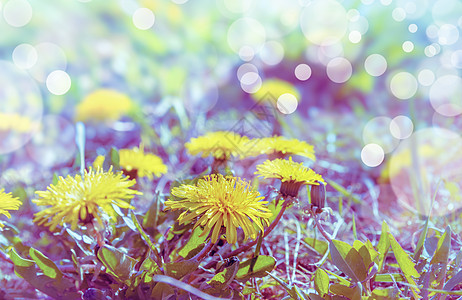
[1,0,462,220]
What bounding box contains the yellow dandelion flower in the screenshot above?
[255,157,324,197]
[185,131,251,160]
[119,146,167,179]
[0,189,22,228]
[251,79,300,104]
[164,174,272,244]
[76,89,134,122]
[250,136,316,161]
[33,167,140,231]
[0,113,36,133]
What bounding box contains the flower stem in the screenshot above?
[193,237,218,262]
[311,209,332,242]
[203,202,288,269]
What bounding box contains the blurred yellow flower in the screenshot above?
[185,131,251,160]
[119,146,167,179]
[76,89,134,122]
[255,157,324,197]
[251,79,300,104]
[33,167,140,230]
[164,174,272,244]
[0,113,36,133]
[250,136,316,161]
[0,189,22,228]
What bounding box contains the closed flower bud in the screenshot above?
[310,181,326,209]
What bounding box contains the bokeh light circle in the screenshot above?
[402,41,414,52]
[237,63,258,80]
[361,144,385,167]
[429,75,462,117]
[25,115,76,167]
[408,23,418,33]
[0,60,43,155]
[451,50,462,69]
[364,54,387,77]
[363,116,399,153]
[46,70,71,95]
[349,31,362,43]
[3,0,32,27]
[389,72,418,100]
[294,64,312,81]
[277,93,298,114]
[390,115,414,139]
[389,127,462,216]
[326,57,352,83]
[12,43,37,70]
[227,18,266,54]
[238,46,255,61]
[392,7,406,22]
[418,69,435,86]
[432,0,462,26]
[260,41,284,66]
[438,24,459,45]
[300,0,348,45]
[240,72,262,94]
[28,42,67,82]
[132,8,155,30]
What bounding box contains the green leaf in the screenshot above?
[329,240,367,282]
[236,255,276,281]
[207,258,239,289]
[364,240,379,263]
[307,293,324,300]
[314,268,329,296]
[370,287,400,299]
[178,226,207,259]
[165,259,200,280]
[444,269,462,292]
[266,272,300,300]
[330,283,362,300]
[352,213,358,240]
[97,245,137,284]
[374,273,406,282]
[430,226,451,265]
[326,179,362,204]
[377,221,390,272]
[304,237,329,256]
[388,233,421,298]
[110,147,120,170]
[353,240,372,271]
[29,247,63,279]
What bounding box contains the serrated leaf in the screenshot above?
[329,240,367,282]
[165,259,199,280]
[388,233,421,299]
[430,226,451,265]
[314,268,329,296]
[330,283,361,300]
[97,245,137,284]
[29,247,62,279]
[236,255,275,281]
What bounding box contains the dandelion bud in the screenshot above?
[310,181,326,209]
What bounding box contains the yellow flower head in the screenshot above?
[164,174,272,244]
[0,189,22,228]
[76,89,134,122]
[185,131,251,160]
[250,136,316,161]
[33,167,140,230]
[119,146,167,179]
[251,79,300,104]
[0,113,36,133]
[255,157,324,197]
